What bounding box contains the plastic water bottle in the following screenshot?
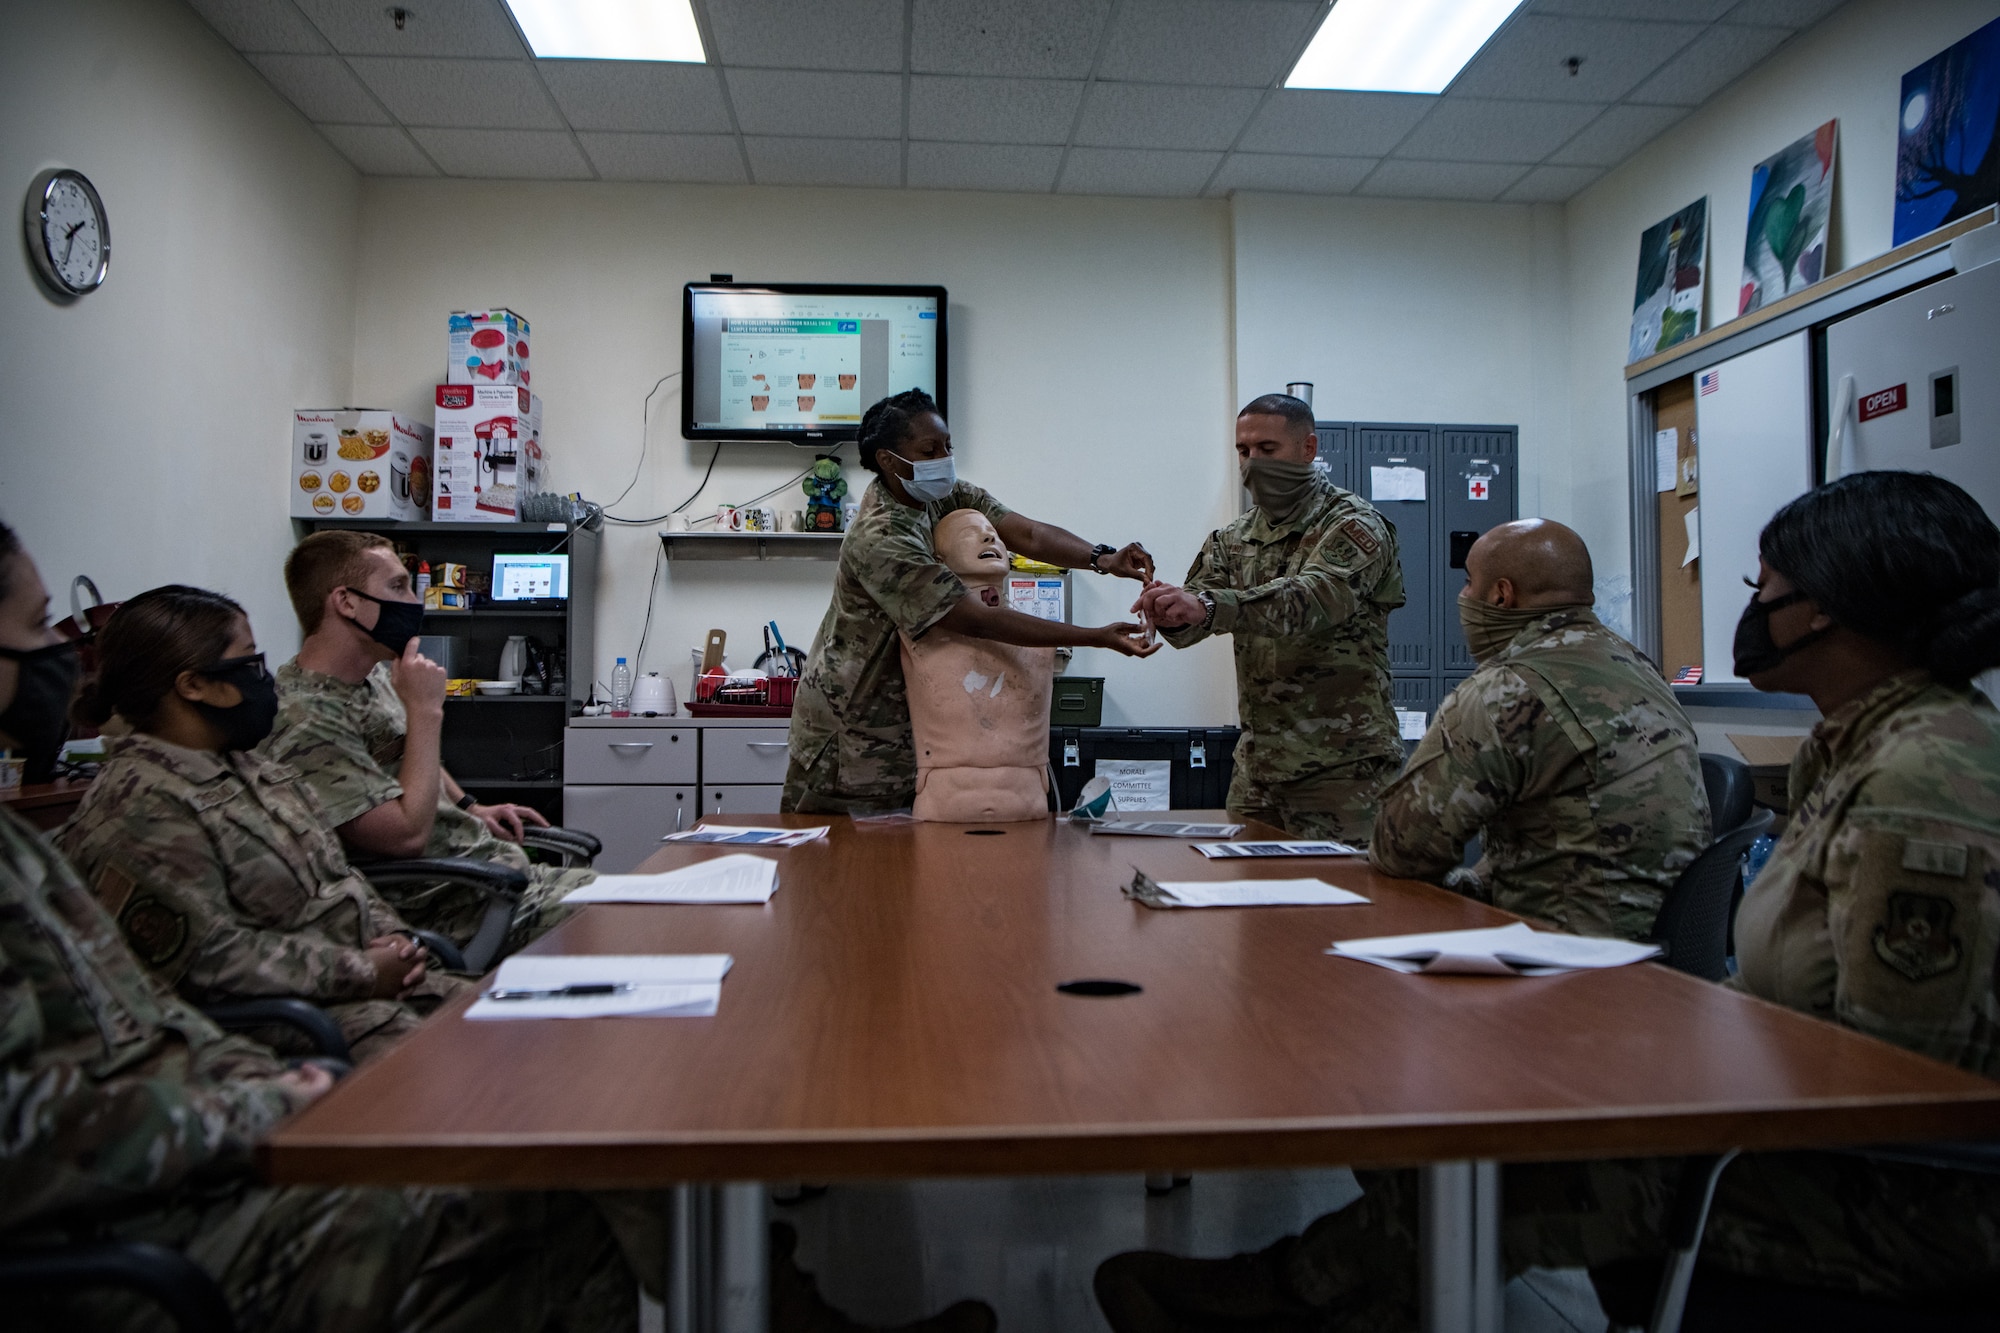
[1741,833,1776,888]
[610,657,633,716]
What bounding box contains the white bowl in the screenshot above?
[475,680,520,695]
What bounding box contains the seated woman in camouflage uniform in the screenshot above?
[1096,469,2000,1330]
[57,585,465,1064]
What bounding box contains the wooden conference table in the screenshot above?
[266,815,2000,1332]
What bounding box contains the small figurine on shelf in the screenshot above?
[803,454,849,532]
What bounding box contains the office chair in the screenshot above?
[203,996,352,1066]
[1647,809,1773,982]
[1696,753,1756,834]
[520,826,602,869]
[0,1241,235,1333]
[358,856,529,974]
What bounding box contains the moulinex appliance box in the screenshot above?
[447,308,530,386]
[433,384,544,521]
[292,409,433,520]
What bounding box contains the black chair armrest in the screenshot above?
[402,928,467,974]
[359,858,530,896]
[202,999,351,1064]
[1851,1140,2000,1174]
[0,1240,236,1333]
[521,826,601,867]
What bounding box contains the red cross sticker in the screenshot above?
[1468,477,1490,500]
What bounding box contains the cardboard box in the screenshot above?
[292,409,432,520]
[447,308,530,386]
[433,384,543,521]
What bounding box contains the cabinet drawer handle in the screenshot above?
[608,742,654,751]
[746,742,789,750]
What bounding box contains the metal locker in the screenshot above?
[1438,427,1519,675]
[1360,425,1439,677]
[1313,420,1354,492]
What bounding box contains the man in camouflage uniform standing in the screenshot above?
[1371,517,1710,939]
[264,530,587,952]
[1137,395,1404,844]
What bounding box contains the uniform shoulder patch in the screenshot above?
[1901,838,1969,878]
[94,865,138,918]
[1337,517,1381,558]
[1871,891,1963,982]
[120,895,189,968]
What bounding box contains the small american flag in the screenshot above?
[1698,370,1720,396]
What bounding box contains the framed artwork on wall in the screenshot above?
[1629,198,1708,363]
[1894,15,2000,247]
[1739,119,1837,316]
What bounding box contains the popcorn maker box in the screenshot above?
[292,409,433,520]
[447,308,530,386]
[433,384,544,521]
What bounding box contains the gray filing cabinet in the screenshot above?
[697,725,790,816]
[562,723,697,872]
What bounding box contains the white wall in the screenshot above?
[0,0,360,656]
[1561,0,2000,586]
[350,182,1238,723]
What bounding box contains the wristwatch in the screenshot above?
[1196,592,1216,631]
[1087,543,1117,574]
[455,793,478,810]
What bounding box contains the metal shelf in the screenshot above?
[422,606,567,619]
[661,532,844,561]
[302,519,576,534]
[454,776,562,789]
[447,695,572,705]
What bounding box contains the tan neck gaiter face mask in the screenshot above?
[1240,457,1318,522]
[1458,596,1584,662]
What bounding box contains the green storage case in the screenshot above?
[1051,676,1104,728]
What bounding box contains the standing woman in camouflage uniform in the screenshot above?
[783,389,1161,815]
[57,586,464,1063]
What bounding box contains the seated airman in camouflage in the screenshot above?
[1137,394,1405,845]
[1097,473,2000,1330]
[263,530,588,956]
[1370,518,1710,941]
[0,525,641,1333]
[57,585,462,1064]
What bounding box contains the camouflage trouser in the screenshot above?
[17,1184,636,1333]
[780,751,916,816]
[1100,1155,2000,1333]
[1227,755,1401,846]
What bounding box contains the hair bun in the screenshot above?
[1926,585,2000,687]
[71,676,115,729]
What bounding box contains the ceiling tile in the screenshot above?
[408,127,593,178]
[1207,152,1377,196]
[1450,15,1707,102]
[1529,0,1737,19]
[184,0,330,53]
[1395,98,1601,162]
[348,57,563,128]
[538,61,733,132]
[703,0,905,71]
[1498,163,1604,201]
[910,0,1114,78]
[744,136,902,187]
[1547,103,1690,165]
[1625,23,1791,106]
[1238,90,1435,155]
[246,53,388,123]
[1058,147,1222,196]
[725,69,903,137]
[1357,160,1528,201]
[1726,0,1847,26]
[1074,84,1263,150]
[292,0,527,58]
[908,76,1084,143]
[907,142,1063,191]
[317,124,438,175]
[576,132,748,183]
[1096,0,1320,87]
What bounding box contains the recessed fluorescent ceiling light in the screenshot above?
[505,0,706,62]
[1285,0,1525,94]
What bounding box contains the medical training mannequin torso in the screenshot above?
[900,509,1054,822]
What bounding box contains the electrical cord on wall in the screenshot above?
[602,371,683,517]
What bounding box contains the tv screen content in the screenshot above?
[683,283,946,443]
[491,553,569,601]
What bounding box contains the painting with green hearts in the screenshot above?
[1628,197,1707,364]
[1739,119,1838,316]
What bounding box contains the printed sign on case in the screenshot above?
[1859,384,1908,421]
[1094,759,1172,812]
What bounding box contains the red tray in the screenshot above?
[684,702,794,718]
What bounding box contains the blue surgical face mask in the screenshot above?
[888,451,957,504]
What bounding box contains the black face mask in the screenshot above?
[1732,587,1832,678]
[0,640,80,782]
[191,654,279,753]
[343,587,425,655]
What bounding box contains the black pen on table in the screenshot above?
[485,983,636,1001]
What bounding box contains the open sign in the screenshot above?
[1859,383,1907,421]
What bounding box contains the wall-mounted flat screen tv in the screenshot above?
[682,282,947,444]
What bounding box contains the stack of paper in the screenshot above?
[1194,840,1363,859]
[661,824,829,847]
[1124,868,1369,909]
[1326,922,1661,976]
[466,953,734,1020]
[1090,820,1244,838]
[564,853,778,905]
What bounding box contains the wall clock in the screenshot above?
[24,168,109,297]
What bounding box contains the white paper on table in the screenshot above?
[1681,508,1701,567]
[1369,465,1426,502]
[661,824,827,846]
[564,853,777,905]
[1325,922,1660,976]
[465,953,733,1020]
[1089,820,1244,838]
[1194,840,1364,858]
[1655,429,1679,492]
[1144,878,1369,908]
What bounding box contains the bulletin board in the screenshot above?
[1653,376,1702,679]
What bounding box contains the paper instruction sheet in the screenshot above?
[1194,840,1364,858]
[565,852,778,905]
[1125,869,1369,909]
[466,953,734,1020]
[1325,922,1660,976]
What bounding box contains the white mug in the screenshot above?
[666,513,690,533]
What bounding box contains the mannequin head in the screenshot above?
[936,509,1008,603]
